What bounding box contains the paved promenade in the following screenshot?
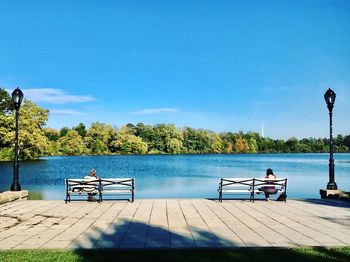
[0,199,349,249]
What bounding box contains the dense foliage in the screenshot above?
[0,88,349,161]
[1,89,49,160]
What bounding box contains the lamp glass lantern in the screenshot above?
[324,88,336,112]
[12,88,24,110]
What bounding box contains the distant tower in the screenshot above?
[261,121,264,138]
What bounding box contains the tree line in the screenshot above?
[0,88,349,161]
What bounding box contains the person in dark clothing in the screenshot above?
[262,168,277,201]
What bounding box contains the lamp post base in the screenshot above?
[320,189,348,199]
[326,182,337,190]
[10,183,21,191]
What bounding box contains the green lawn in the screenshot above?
[0,247,350,262]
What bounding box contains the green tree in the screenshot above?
[0,89,14,159]
[343,135,350,149]
[43,128,60,156]
[258,137,275,153]
[221,132,236,154]
[150,124,183,153]
[59,127,70,137]
[0,100,49,160]
[113,126,148,154]
[274,139,286,152]
[0,88,14,114]
[58,130,85,155]
[246,138,258,153]
[286,137,299,152]
[120,134,148,154]
[183,127,211,154]
[44,128,59,141]
[135,123,155,147]
[210,133,223,153]
[73,123,87,138]
[167,137,183,154]
[84,122,115,155]
[18,100,49,160]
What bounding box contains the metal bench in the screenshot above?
[65,178,135,203]
[100,178,135,202]
[218,177,287,202]
[65,178,100,203]
[218,178,255,202]
[254,178,288,202]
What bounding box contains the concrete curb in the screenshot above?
[0,190,28,204]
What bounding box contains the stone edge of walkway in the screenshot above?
[0,190,28,204]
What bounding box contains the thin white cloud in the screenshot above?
[50,109,84,116]
[22,88,95,104]
[131,108,178,115]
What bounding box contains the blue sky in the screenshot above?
[0,0,349,139]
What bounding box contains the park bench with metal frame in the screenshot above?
[65,178,135,203]
[218,177,287,202]
[100,178,135,202]
[65,178,100,203]
[254,178,288,202]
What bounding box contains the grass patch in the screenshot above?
[0,247,349,262]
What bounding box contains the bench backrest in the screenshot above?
[65,178,100,187]
[65,178,135,190]
[254,178,287,189]
[220,178,254,188]
[100,178,134,189]
[220,178,287,190]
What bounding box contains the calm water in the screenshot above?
[0,154,349,200]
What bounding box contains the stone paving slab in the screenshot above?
[0,199,349,249]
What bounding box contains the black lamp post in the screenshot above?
[10,87,24,191]
[324,88,337,190]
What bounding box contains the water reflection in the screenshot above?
[0,153,349,199]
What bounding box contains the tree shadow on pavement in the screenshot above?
[72,218,350,262]
[299,199,350,208]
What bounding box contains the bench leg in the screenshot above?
[66,193,71,203]
[65,191,70,203]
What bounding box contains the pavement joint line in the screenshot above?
[188,199,220,243]
[201,199,247,246]
[191,199,229,247]
[142,200,155,248]
[256,200,350,245]
[229,201,301,246]
[94,203,134,247]
[0,201,67,246]
[178,199,197,248]
[71,202,115,247]
[286,200,350,230]
[39,201,98,248]
[233,201,316,246]
[219,201,270,246]
[245,201,342,246]
[114,200,143,248]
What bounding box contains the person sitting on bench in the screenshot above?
[84,168,99,201]
[261,168,278,201]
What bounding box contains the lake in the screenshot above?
[0,153,349,200]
